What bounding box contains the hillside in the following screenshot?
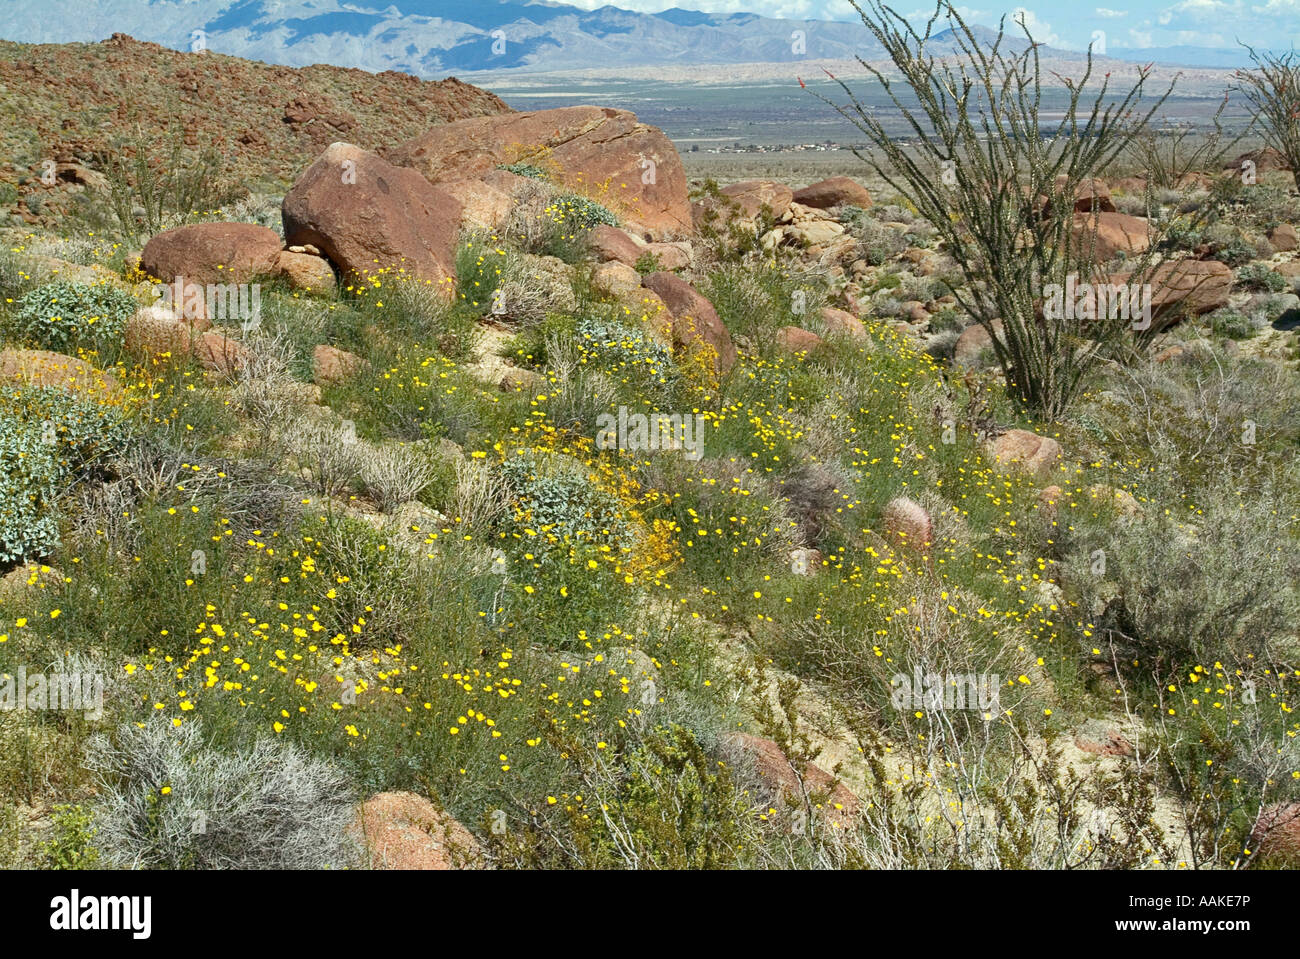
[0,33,509,222]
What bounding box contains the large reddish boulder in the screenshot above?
[793,176,873,210]
[641,271,736,374]
[350,791,483,870]
[719,179,793,220]
[1070,211,1151,259]
[141,222,282,286]
[386,106,690,236]
[1223,147,1291,176]
[443,176,514,233]
[1111,175,1148,195]
[953,321,998,369]
[1111,259,1232,327]
[1268,223,1298,252]
[282,142,462,291]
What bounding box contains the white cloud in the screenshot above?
[1095,7,1127,16]
[1011,7,1060,45]
[1128,28,1154,46]
[1157,0,1242,24]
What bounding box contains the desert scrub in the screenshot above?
[1210,237,1258,268]
[537,194,618,262]
[1061,476,1300,675]
[574,314,679,402]
[811,0,1175,417]
[1235,262,1286,293]
[498,162,549,180]
[1206,307,1259,340]
[40,804,101,870]
[488,723,760,869]
[703,261,829,347]
[500,449,634,555]
[455,232,509,318]
[85,719,360,869]
[554,194,618,230]
[0,386,129,563]
[9,279,137,354]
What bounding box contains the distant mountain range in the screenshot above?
[0,1,1266,75]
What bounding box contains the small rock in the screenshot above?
[276,250,335,294]
[312,344,366,386]
[591,261,642,298]
[725,732,859,829]
[775,326,823,354]
[1269,224,1298,253]
[789,547,824,575]
[1074,719,1134,758]
[588,224,644,267]
[350,791,482,870]
[987,429,1062,481]
[819,306,866,339]
[499,367,549,393]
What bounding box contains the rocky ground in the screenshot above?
[0,42,1298,871]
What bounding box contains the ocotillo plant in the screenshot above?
[1123,94,1241,193]
[810,0,1174,419]
[1233,44,1300,189]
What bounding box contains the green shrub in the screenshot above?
[1236,263,1286,293]
[575,314,679,399]
[634,251,663,275]
[1159,219,1205,253]
[41,804,101,869]
[0,387,128,564]
[869,272,902,294]
[489,724,757,868]
[498,162,549,180]
[11,280,137,353]
[455,234,508,318]
[1208,307,1257,340]
[499,449,633,555]
[929,307,964,334]
[0,418,60,564]
[1211,237,1257,268]
[554,194,619,231]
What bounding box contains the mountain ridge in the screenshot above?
[0,0,1271,76]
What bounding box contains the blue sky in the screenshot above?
[572,0,1300,50]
